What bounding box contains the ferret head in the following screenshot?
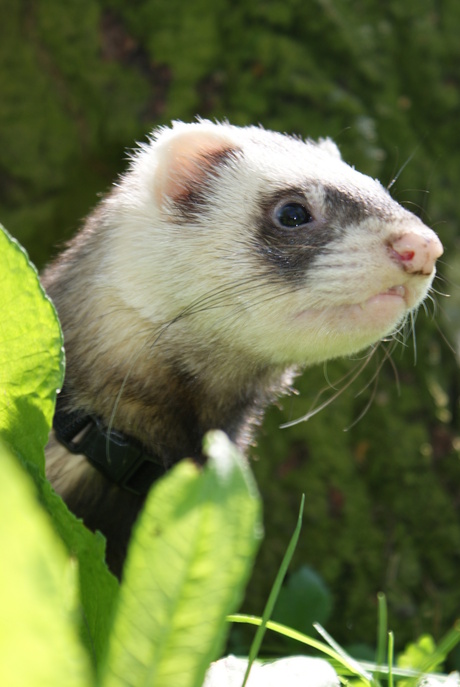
[104,120,443,369]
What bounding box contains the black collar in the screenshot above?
[53,400,167,496]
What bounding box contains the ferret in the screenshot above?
[42,120,443,575]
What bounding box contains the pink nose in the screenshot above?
[390,230,443,275]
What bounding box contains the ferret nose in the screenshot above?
[390,230,443,275]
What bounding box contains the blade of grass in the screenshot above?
[228,615,372,685]
[240,494,305,687]
[314,622,373,683]
[376,592,388,668]
[357,661,447,681]
[231,613,460,686]
[388,631,395,687]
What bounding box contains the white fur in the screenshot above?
[96,121,439,369]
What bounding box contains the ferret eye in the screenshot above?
[276,202,313,228]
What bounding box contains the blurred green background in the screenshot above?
[2,0,460,655]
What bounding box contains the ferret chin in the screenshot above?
[41,119,443,576]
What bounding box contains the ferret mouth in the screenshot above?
[294,284,411,324]
[364,284,407,306]
[358,284,411,314]
[381,285,406,298]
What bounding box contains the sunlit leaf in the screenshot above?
[101,430,262,687]
[0,224,64,469]
[0,441,93,687]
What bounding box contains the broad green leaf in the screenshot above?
[272,565,332,639]
[0,441,93,687]
[33,466,120,670]
[397,635,437,671]
[100,430,262,687]
[0,224,118,666]
[0,224,64,470]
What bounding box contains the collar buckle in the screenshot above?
[53,409,166,495]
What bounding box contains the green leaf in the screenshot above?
[272,565,332,640]
[33,468,120,670]
[100,430,262,687]
[0,440,93,687]
[0,224,64,470]
[397,634,437,671]
[0,223,118,667]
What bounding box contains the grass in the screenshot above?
[228,493,460,687]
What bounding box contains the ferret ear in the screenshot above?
[153,127,239,207]
[317,137,342,160]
